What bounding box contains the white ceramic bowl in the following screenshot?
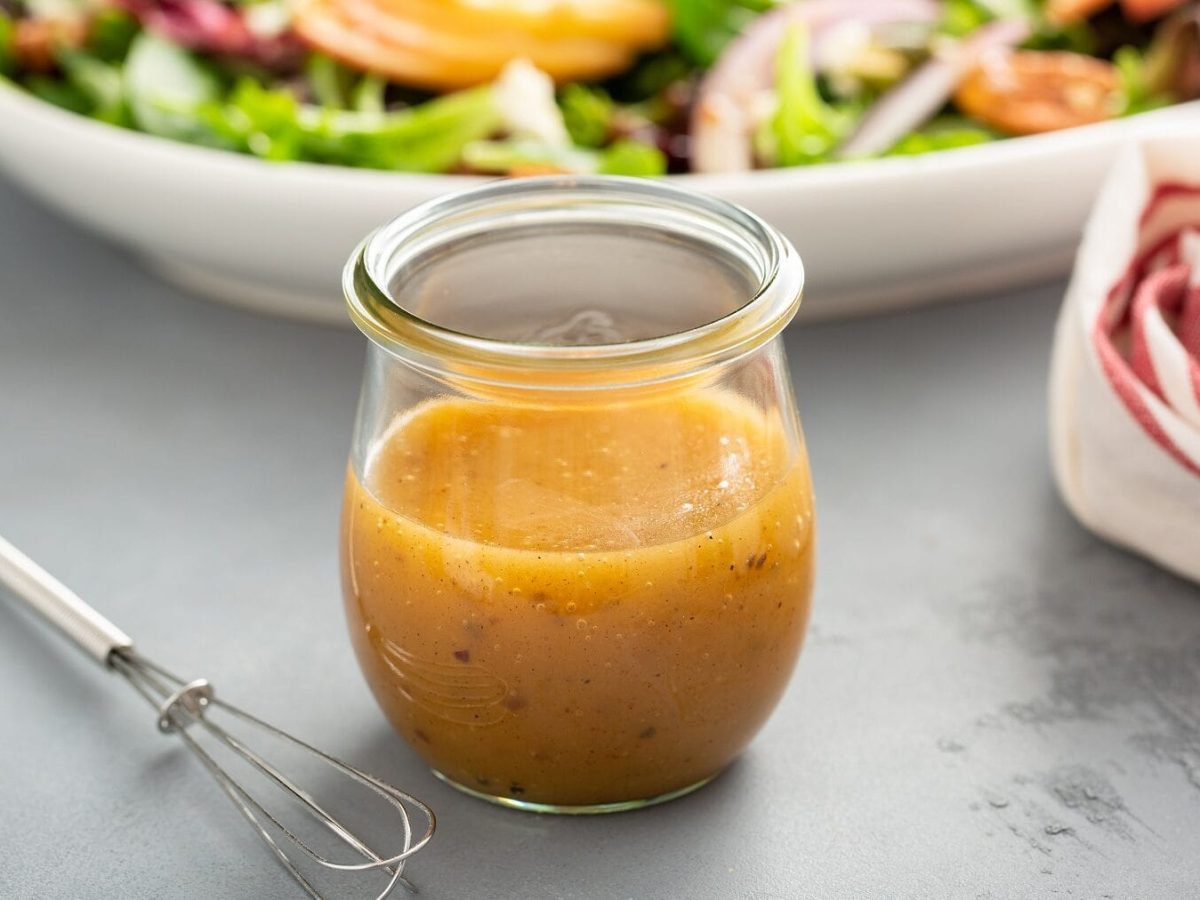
[0,80,1195,324]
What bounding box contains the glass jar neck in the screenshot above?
[344,176,804,393]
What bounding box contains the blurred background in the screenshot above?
[0,0,1197,319]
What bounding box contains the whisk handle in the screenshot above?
[0,535,133,664]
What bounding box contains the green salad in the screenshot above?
[1,0,1196,174]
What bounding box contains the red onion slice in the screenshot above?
[120,0,304,71]
[690,0,941,173]
[835,17,1032,159]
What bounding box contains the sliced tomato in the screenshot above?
[371,0,669,47]
[293,1,471,89]
[1119,0,1190,22]
[1044,0,1113,25]
[293,0,666,89]
[954,50,1121,136]
[291,0,648,88]
[1045,0,1187,22]
[336,0,634,76]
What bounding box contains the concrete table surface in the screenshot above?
[1,177,1198,900]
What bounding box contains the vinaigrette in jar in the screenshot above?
[340,177,814,812]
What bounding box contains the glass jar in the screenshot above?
[340,177,815,814]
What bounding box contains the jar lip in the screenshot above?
[344,176,804,386]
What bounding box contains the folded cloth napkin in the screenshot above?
[1050,132,1200,583]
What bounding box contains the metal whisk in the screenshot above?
[0,535,435,900]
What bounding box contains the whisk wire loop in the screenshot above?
[109,649,435,900]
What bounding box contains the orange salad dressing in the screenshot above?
[341,389,814,807]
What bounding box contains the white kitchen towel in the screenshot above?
[1050,132,1200,583]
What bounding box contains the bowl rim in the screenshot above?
[1,75,1195,194]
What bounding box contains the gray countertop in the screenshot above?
[2,176,1198,900]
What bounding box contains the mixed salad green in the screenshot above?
[0,0,1196,175]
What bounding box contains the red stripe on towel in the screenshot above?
[1092,182,1200,478]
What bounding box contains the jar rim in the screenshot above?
[344,176,804,388]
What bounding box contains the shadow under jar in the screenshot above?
[340,177,815,814]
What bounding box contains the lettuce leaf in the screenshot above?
[123,33,224,144]
[60,51,128,124]
[597,139,668,175]
[462,137,666,175]
[758,23,857,167]
[559,83,614,148]
[939,0,992,38]
[886,117,997,155]
[351,73,386,115]
[0,12,15,77]
[88,9,139,63]
[305,53,349,109]
[667,0,774,67]
[196,78,502,171]
[1114,44,1173,115]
